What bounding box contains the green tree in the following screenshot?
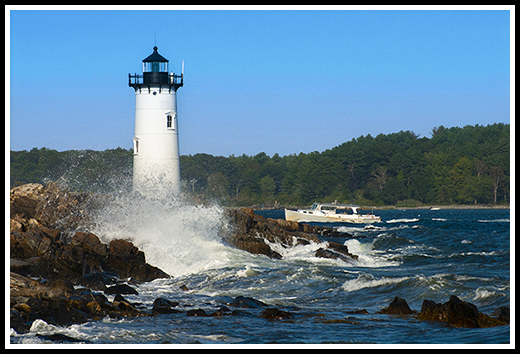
[259,175,276,199]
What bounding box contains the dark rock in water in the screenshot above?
[223,208,358,262]
[209,306,232,317]
[104,284,138,295]
[346,309,369,315]
[229,296,268,309]
[186,309,208,317]
[152,298,181,315]
[315,245,358,263]
[419,295,509,328]
[108,238,170,283]
[446,295,479,328]
[377,296,415,315]
[81,271,119,290]
[419,295,479,328]
[260,307,294,320]
[36,333,87,343]
[492,306,510,324]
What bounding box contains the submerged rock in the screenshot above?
[260,307,294,320]
[229,295,268,309]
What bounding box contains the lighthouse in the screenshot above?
[129,46,183,197]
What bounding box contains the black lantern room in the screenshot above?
[129,46,183,92]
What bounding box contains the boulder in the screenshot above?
[377,296,415,315]
[104,284,138,296]
[152,298,181,315]
[186,309,208,317]
[229,296,268,309]
[419,295,509,328]
[492,306,510,324]
[223,208,358,262]
[260,307,294,320]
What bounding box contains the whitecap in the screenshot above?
[478,219,510,223]
[341,274,410,292]
[237,265,259,278]
[386,218,419,223]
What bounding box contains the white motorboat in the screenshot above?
[285,203,382,224]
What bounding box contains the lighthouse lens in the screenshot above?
[143,62,168,73]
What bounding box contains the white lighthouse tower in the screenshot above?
[129,46,183,197]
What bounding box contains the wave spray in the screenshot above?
[90,192,232,278]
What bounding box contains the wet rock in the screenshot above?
[418,295,508,328]
[108,239,169,282]
[36,333,87,343]
[10,272,152,333]
[260,307,294,320]
[346,309,369,315]
[377,296,415,315]
[9,183,169,333]
[104,284,138,296]
[492,306,510,324]
[152,298,181,315]
[209,306,232,317]
[229,295,268,309]
[10,183,170,286]
[315,244,358,263]
[186,309,208,317]
[223,208,358,262]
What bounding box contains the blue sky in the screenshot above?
[8,6,512,157]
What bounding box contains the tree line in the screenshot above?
[10,123,510,207]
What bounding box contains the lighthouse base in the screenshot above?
[132,158,181,198]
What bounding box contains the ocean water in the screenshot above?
[10,201,511,346]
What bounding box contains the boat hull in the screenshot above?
[285,209,381,224]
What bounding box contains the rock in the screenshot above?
[229,296,268,309]
[36,333,87,343]
[9,183,170,333]
[10,272,150,333]
[260,307,294,320]
[492,306,510,324]
[186,309,208,317]
[152,298,181,315]
[104,284,138,295]
[445,295,479,328]
[108,239,169,283]
[418,295,508,328]
[223,208,358,263]
[346,309,369,315]
[377,296,415,315]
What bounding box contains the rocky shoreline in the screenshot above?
[9,183,509,340]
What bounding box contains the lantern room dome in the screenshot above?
[143,46,169,63]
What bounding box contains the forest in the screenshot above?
[10,123,510,207]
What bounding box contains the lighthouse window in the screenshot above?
[166,114,175,129]
[133,138,139,155]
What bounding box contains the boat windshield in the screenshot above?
[310,203,318,210]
